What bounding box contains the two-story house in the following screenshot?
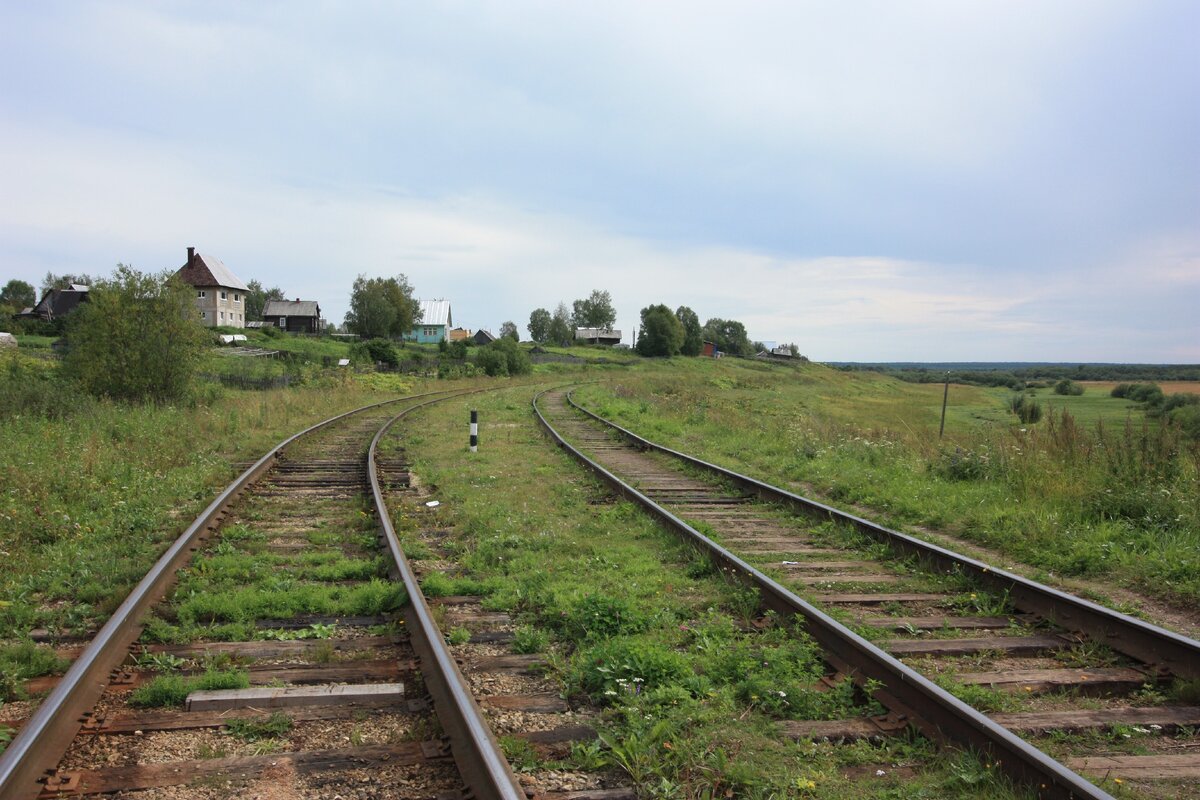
[176,246,249,328]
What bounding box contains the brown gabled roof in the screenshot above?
[176,247,249,291]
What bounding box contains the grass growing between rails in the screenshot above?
[391,386,1028,799]
[571,360,1200,606]
[0,352,432,643]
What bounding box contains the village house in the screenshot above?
[575,327,622,346]
[17,284,90,322]
[448,327,473,343]
[262,299,323,334]
[176,247,249,328]
[409,299,452,344]
[473,329,496,346]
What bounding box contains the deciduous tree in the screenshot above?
[499,320,519,341]
[636,304,685,357]
[548,302,573,346]
[571,289,617,330]
[62,265,208,402]
[41,272,95,293]
[0,279,35,310]
[245,279,285,321]
[527,308,551,343]
[675,306,702,356]
[702,318,753,356]
[344,274,421,339]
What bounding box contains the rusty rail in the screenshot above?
[369,391,526,800]
[0,390,463,800]
[562,391,1200,681]
[534,388,1115,800]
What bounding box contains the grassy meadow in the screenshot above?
[572,358,1200,607]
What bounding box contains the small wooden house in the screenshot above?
[575,327,622,346]
[473,329,496,346]
[262,299,322,334]
[410,299,452,344]
[18,284,90,322]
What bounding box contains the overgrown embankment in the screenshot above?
[573,359,1200,606]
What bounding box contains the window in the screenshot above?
[220,311,225,321]
[424,327,436,337]
[197,290,206,298]
[199,311,206,319]
[234,294,241,302]
[220,291,228,300]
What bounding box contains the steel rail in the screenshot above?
[369,390,527,800]
[562,391,1200,681]
[0,389,463,800]
[534,388,1114,800]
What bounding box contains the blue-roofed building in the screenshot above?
[409,299,452,344]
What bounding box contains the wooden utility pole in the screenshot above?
[939,372,950,438]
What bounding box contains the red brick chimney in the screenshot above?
[187,246,195,267]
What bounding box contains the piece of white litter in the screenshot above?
[875,770,886,777]
[782,561,800,565]
[425,500,440,508]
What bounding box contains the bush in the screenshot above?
[62,266,209,403]
[1113,382,1164,406]
[1053,379,1084,396]
[350,338,399,367]
[1008,393,1042,424]
[1169,404,1200,440]
[474,338,531,377]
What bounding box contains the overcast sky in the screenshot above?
[2,1,1197,361]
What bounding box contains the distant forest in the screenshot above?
[830,362,1200,389]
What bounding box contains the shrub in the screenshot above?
[350,338,399,367]
[475,338,531,377]
[1169,404,1200,440]
[1114,382,1164,406]
[1053,379,1084,396]
[62,265,209,403]
[1008,393,1042,424]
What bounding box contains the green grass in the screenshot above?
[129,667,249,708]
[0,361,434,639]
[392,385,1028,799]
[571,360,1200,605]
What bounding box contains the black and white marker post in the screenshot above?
[469,409,478,452]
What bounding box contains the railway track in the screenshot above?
[535,387,1200,800]
[0,390,537,800]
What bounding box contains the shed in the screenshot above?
[701,341,719,358]
[262,299,323,334]
[473,329,496,346]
